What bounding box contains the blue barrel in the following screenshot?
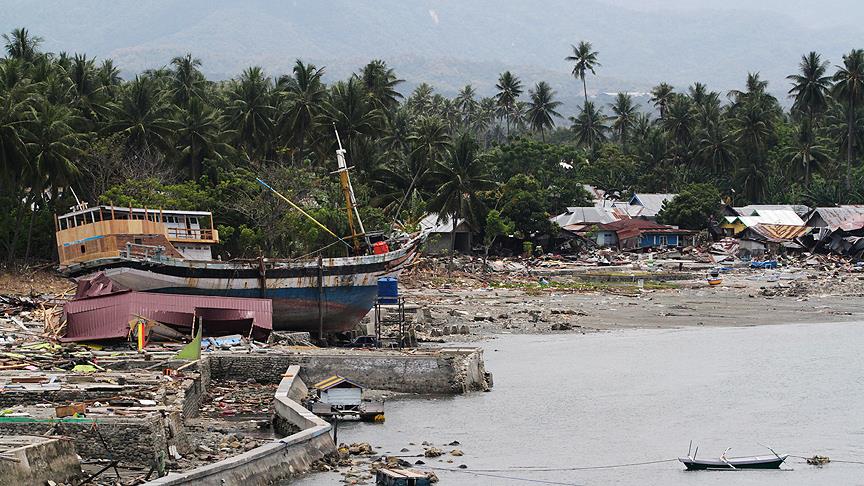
[377,277,399,304]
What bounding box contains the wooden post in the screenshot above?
[110,203,115,220]
[53,214,59,232]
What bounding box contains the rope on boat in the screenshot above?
[789,455,864,465]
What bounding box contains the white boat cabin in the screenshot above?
[55,204,219,268]
[313,375,364,408]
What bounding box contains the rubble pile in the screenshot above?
[200,379,276,417]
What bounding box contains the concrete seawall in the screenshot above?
[208,347,491,393]
[146,365,335,486]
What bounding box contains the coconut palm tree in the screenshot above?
[223,66,275,160]
[788,52,832,121]
[427,132,495,270]
[358,59,403,115]
[106,75,177,153]
[650,83,674,118]
[176,97,229,179]
[697,123,736,173]
[170,54,206,108]
[565,41,600,108]
[526,81,562,141]
[455,84,479,129]
[2,28,43,63]
[661,95,696,149]
[609,92,639,150]
[831,49,864,193]
[495,71,522,138]
[569,101,608,152]
[783,118,829,185]
[277,60,327,160]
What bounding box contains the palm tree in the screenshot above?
[176,98,229,179]
[788,52,832,121]
[2,28,43,63]
[661,95,696,149]
[0,64,35,183]
[495,71,522,138]
[526,82,562,141]
[831,49,864,193]
[106,75,177,153]
[783,118,829,185]
[277,60,327,161]
[427,132,495,270]
[650,83,675,118]
[223,66,275,160]
[697,123,736,173]
[358,59,404,114]
[565,41,600,108]
[327,77,383,171]
[569,101,608,152]
[455,84,479,129]
[609,92,639,150]
[170,54,206,108]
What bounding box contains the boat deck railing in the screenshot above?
[122,242,166,261]
[166,227,217,241]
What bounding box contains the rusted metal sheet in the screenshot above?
[808,206,864,232]
[599,219,694,241]
[62,291,272,342]
[746,224,811,242]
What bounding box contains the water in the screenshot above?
[301,323,864,485]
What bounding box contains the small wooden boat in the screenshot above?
[679,454,787,470]
[679,446,787,470]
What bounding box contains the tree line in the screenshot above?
[1,28,863,267]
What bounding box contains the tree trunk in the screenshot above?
[23,202,36,266]
[847,96,854,197]
[582,77,588,108]
[448,210,458,277]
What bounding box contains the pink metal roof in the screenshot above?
[62,292,272,342]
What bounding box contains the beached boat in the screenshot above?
[54,132,422,335]
[54,203,420,334]
[679,446,787,470]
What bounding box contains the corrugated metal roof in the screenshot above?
[629,193,677,217]
[313,375,363,390]
[744,224,810,242]
[63,291,272,342]
[726,210,805,227]
[552,207,620,227]
[735,204,810,217]
[599,219,693,240]
[419,213,468,234]
[808,206,864,231]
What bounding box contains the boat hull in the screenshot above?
[69,237,420,334]
[679,455,787,471]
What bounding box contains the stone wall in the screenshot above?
[207,348,490,394]
[0,415,167,467]
[145,365,336,486]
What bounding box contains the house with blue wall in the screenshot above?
[598,219,695,250]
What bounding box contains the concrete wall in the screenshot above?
[0,415,167,467]
[0,436,81,486]
[146,365,335,486]
[207,348,490,394]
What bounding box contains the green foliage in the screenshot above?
[500,174,558,240]
[3,26,864,265]
[483,209,515,248]
[656,183,721,230]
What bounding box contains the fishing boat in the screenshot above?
[54,132,422,335]
[679,446,787,470]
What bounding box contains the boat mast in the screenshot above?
[333,124,369,253]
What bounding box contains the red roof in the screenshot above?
[598,219,693,240]
[63,291,272,342]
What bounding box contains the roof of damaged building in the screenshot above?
[419,212,469,234]
[599,219,693,240]
[735,204,810,218]
[63,278,272,342]
[741,224,811,242]
[806,205,864,231]
[628,193,677,217]
[725,209,805,227]
[552,206,622,229]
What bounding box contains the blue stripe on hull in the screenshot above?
[152,285,378,333]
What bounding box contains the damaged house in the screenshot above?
[737,224,810,257]
[803,206,864,259]
[596,219,695,250]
